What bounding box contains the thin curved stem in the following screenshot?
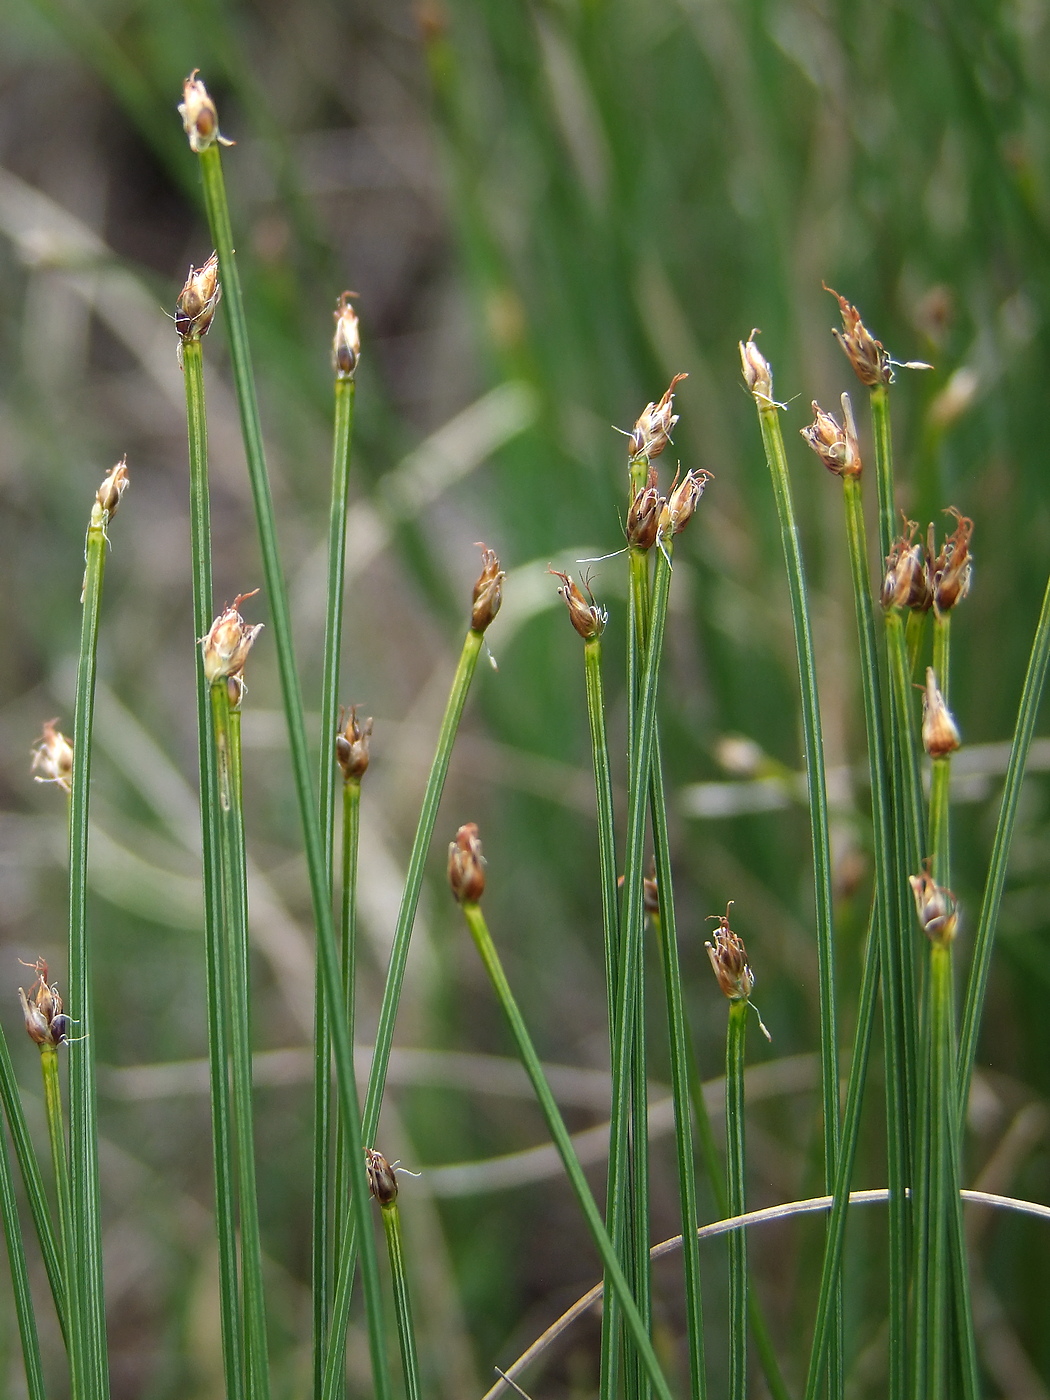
[460,899,675,1400]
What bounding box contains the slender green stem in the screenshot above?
[0,1109,46,1400]
[752,394,840,1393]
[725,999,748,1400]
[195,139,391,1400]
[182,336,244,1400]
[334,776,362,1259]
[926,946,952,1400]
[884,611,926,872]
[328,776,362,1395]
[381,1201,422,1400]
[582,637,619,1034]
[324,630,483,1400]
[41,1047,81,1399]
[804,909,880,1400]
[627,540,705,1400]
[610,544,673,1398]
[958,568,1050,1114]
[459,899,675,1400]
[362,626,484,1141]
[211,686,271,1400]
[842,475,910,1400]
[647,802,706,1400]
[870,384,896,566]
[69,498,112,1400]
[313,367,356,1400]
[677,1009,787,1400]
[0,1024,66,1337]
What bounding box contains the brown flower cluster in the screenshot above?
[882,509,973,617]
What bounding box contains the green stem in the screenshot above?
[582,637,619,1035]
[0,1023,66,1337]
[41,1046,81,1399]
[313,370,356,1400]
[334,776,362,1258]
[460,899,675,1400]
[329,776,362,1394]
[361,626,484,1141]
[926,946,952,1400]
[884,611,926,873]
[725,999,748,1400]
[958,568,1050,1114]
[677,1010,787,1400]
[647,797,706,1400]
[870,384,896,565]
[381,1202,422,1400]
[804,908,881,1400]
[181,336,244,1400]
[195,140,391,1400]
[753,395,840,1393]
[842,475,910,1400]
[210,685,270,1400]
[0,1109,46,1400]
[69,500,112,1400]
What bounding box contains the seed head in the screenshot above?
[705,903,754,1002]
[800,394,862,478]
[931,507,973,615]
[176,253,222,342]
[96,457,130,519]
[18,959,70,1048]
[739,331,773,402]
[626,465,663,551]
[332,291,361,380]
[824,284,893,387]
[200,592,263,687]
[549,569,606,641]
[31,719,73,793]
[882,516,932,611]
[365,1147,400,1205]
[909,863,959,946]
[178,71,234,154]
[471,544,505,633]
[448,822,486,904]
[336,706,373,782]
[627,374,687,462]
[921,668,960,759]
[660,468,713,539]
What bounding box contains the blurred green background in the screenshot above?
[1,0,1050,1396]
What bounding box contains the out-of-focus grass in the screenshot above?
[1,0,1049,1395]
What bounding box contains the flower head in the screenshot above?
[824,284,893,387]
[549,569,606,641]
[705,903,754,1001]
[800,394,862,478]
[332,291,361,379]
[178,71,234,153]
[200,592,263,687]
[739,331,774,403]
[921,668,961,759]
[659,468,713,539]
[471,544,505,633]
[931,507,973,615]
[626,374,687,461]
[336,706,373,782]
[176,253,222,342]
[96,457,130,519]
[882,516,932,611]
[18,958,70,1048]
[909,863,959,946]
[448,822,486,904]
[365,1148,400,1206]
[31,719,73,793]
[626,464,663,551]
